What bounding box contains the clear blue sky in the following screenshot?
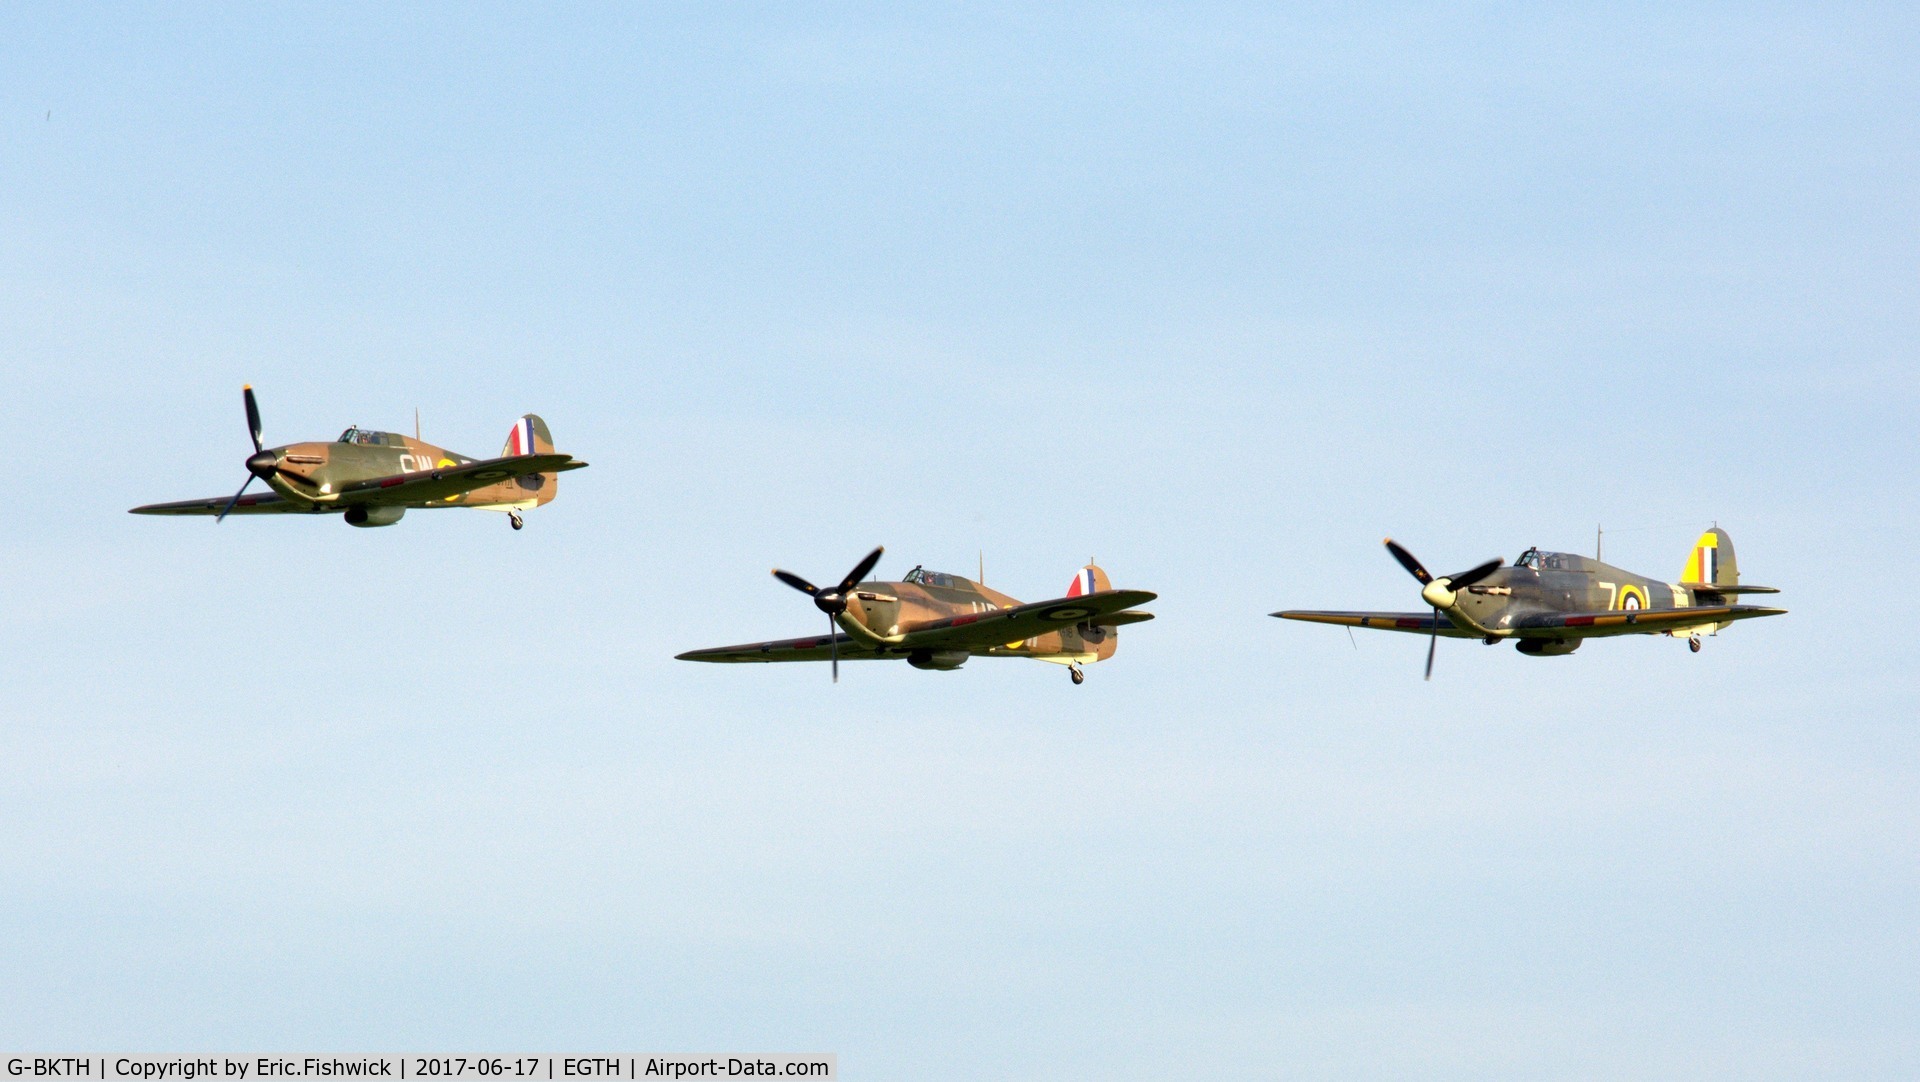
[4,4,1916,1077]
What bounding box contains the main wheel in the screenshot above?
[1069,667,1085,685]
[1688,635,1702,653]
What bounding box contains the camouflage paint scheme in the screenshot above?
[132,407,586,528]
[678,559,1155,680]
[1275,528,1785,655]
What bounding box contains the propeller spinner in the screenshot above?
[770,546,884,682]
[1382,538,1501,680]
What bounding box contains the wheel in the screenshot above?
[1069,666,1085,685]
[509,511,524,531]
[1688,635,1701,653]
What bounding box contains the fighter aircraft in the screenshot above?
[677,547,1156,684]
[1273,527,1784,678]
[130,386,587,529]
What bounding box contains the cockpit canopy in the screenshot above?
[1515,548,1591,572]
[337,427,404,447]
[902,566,960,588]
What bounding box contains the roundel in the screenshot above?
[1041,605,1094,622]
[1618,585,1645,611]
[469,468,511,482]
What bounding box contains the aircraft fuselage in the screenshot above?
[1444,551,1728,636]
[836,572,1115,662]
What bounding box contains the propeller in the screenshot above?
[218,385,279,522]
[1382,538,1502,681]
[771,546,884,682]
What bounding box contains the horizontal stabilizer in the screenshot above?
[1679,582,1780,595]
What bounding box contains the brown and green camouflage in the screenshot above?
[679,553,1155,683]
[132,391,585,528]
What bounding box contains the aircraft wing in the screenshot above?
[1272,610,1480,638]
[900,589,1159,650]
[676,632,886,664]
[338,453,587,506]
[677,590,1158,663]
[129,492,324,516]
[1510,604,1788,638]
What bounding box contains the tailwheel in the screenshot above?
[1688,635,1702,653]
[1069,664,1085,686]
[509,510,524,531]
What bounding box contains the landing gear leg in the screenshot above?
[1068,664,1085,686]
[509,510,524,531]
[1688,634,1702,653]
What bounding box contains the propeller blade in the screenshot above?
[772,569,819,596]
[775,547,883,680]
[243,384,264,453]
[837,546,885,594]
[216,475,256,523]
[1384,538,1433,585]
[1425,613,1437,681]
[1447,558,1504,592]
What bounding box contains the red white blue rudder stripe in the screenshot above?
[505,417,537,456]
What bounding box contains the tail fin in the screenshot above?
[501,414,560,507]
[1065,563,1110,598]
[503,414,556,457]
[1680,527,1739,587]
[1064,563,1120,661]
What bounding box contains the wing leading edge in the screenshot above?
[129,453,587,516]
[1276,604,1787,640]
[676,633,885,664]
[339,453,586,506]
[1272,610,1479,638]
[130,492,319,516]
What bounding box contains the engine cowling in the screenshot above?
[1515,638,1580,656]
[907,649,969,671]
[345,505,406,528]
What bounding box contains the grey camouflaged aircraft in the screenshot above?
[1274,528,1785,678]
[677,547,1156,683]
[130,386,586,529]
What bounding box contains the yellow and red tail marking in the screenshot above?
[1681,531,1720,583]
